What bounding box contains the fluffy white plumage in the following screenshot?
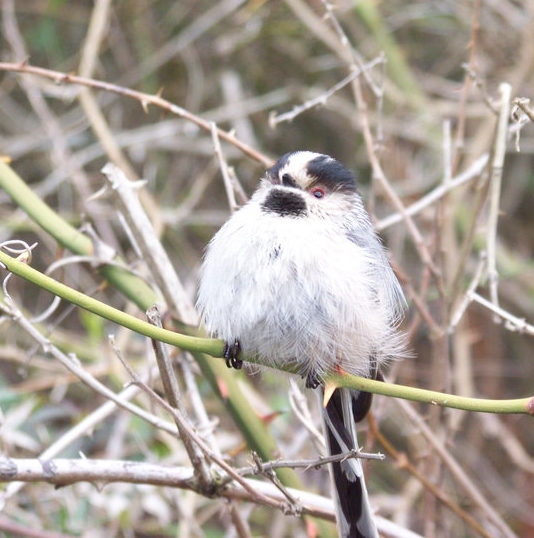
[197,151,404,381]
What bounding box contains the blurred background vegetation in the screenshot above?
[1,0,534,537]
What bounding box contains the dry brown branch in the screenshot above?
[0,61,272,167]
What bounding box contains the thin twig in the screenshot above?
[250,452,302,514]
[394,400,517,538]
[77,0,141,187]
[369,413,496,538]
[486,82,511,321]
[242,449,385,477]
[288,380,325,452]
[211,122,239,212]
[269,55,384,127]
[511,97,534,123]
[145,306,212,485]
[470,292,534,335]
[101,162,198,324]
[375,154,489,231]
[0,61,272,167]
[449,253,487,331]
[114,350,291,511]
[452,1,482,170]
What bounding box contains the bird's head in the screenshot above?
[259,151,360,219]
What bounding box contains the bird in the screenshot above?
[197,151,406,538]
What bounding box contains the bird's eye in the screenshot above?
[310,186,326,199]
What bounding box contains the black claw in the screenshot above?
[230,356,243,369]
[305,371,321,389]
[223,339,243,370]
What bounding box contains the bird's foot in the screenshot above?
[305,371,321,389]
[223,339,243,369]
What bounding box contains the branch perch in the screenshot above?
[1,249,532,416]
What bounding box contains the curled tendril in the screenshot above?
[0,239,63,324]
[0,237,117,325]
[0,239,38,298]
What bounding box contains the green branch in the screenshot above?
[1,251,532,416]
[327,374,534,416]
[0,249,222,357]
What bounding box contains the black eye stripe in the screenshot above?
[306,155,356,192]
[281,173,297,188]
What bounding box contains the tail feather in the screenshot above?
[324,388,378,538]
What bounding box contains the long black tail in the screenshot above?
[324,387,378,538]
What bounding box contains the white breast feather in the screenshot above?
[197,189,404,379]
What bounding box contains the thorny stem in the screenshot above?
[0,61,273,168]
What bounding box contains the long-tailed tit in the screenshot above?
[197,151,406,538]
